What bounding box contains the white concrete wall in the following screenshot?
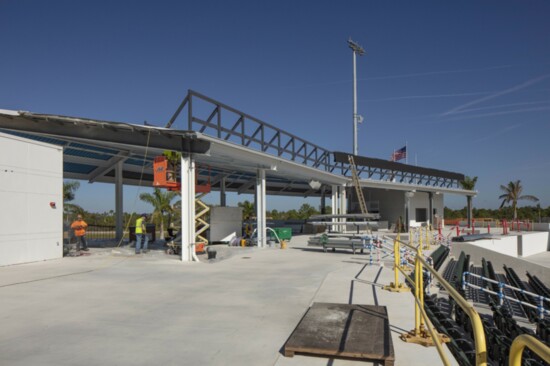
[354,188,445,228]
[0,132,63,266]
[520,232,549,256]
[362,188,404,228]
[467,232,549,258]
[470,236,519,257]
[408,191,444,225]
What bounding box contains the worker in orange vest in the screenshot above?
[71,214,89,252]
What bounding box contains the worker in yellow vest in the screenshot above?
[135,213,149,254]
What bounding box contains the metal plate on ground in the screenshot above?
[284,302,395,366]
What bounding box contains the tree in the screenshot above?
[139,188,178,239]
[298,203,318,219]
[499,180,539,220]
[63,181,80,202]
[63,181,83,223]
[460,176,478,226]
[238,200,255,220]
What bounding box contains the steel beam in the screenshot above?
[115,160,124,241]
[220,176,226,207]
[88,153,129,183]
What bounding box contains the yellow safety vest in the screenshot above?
[136,217,144,234]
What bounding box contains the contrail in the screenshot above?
[444,106,550,121]
[441,74,550,116]
[360,64,512,81]
[286,64,513,89]
[472,124,523,143]
[363,91,493,102]
[451,100,550,114]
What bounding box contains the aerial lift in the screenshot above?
[153,153,211,254]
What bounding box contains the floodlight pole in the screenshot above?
[352,50,358,156]
[348,38,365,156]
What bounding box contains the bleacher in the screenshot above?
[424,249,550,366]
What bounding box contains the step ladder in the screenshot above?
[348,155,368,215]
[195,192,210,244]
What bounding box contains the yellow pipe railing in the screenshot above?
[508,334,550,366]
[397,265,451,366]
[386,235,488,366]
[383,232,410,292]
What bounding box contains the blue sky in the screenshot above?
[1,1,549,213]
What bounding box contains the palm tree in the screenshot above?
[63,181,83,223]
[238,200,255,220]
[63,181,80,202]
[140,188,178,239]
[499,180,539,219]
[460,176,478,227]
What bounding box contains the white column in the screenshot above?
[340,185,347,233]
[331,185,338,231]
[331,185,339,215]
[256,169,266,248]
[405,191,414,232]
[115,160,124,241]
[180,155,195,262]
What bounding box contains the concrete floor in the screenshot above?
[0,235,456,366]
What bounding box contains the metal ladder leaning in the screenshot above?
[348,155,369,215]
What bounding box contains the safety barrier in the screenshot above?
[384,233,488,366]
[508,334,550,366]
[462,272,550,319]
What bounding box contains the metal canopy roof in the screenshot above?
[0,110,346,197]
[0,91,474,198]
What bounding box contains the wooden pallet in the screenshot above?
[284,302,395,366]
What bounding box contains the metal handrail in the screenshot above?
[462,272,550,318]
[386,235,488,366]
[508,334,550,366]
[397,265,451,366]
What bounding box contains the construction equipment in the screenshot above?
[153,152,212,245]
[153,155,212,193]
[348,155,368,215]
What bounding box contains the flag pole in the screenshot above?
[405,141,408,164]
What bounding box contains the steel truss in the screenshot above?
[167,90,464,189]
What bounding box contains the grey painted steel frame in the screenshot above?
[167,90,465,190]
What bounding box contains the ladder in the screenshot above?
[348,155,368,215]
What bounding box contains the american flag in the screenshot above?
[391,146,407,162]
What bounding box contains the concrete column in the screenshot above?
[428,192,434,226]
[220,176,226,207]
[340,185,347,233]
[331,185,338,231]
[256,169,266,248]
[320,188,326,215]
[340,186,347,215]
[405,191,413,232]
[180,155,195,262]
[115,160,124,241]
[331,185,338,215]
